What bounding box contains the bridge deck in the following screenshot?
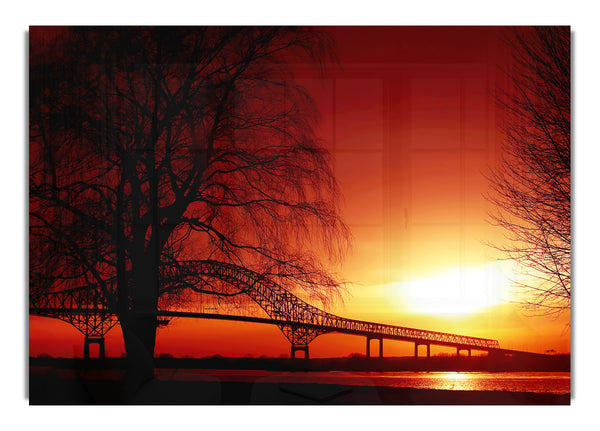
[30,259,501,353]
[140,310,500,351]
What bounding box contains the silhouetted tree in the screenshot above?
[29,27,349,386]
[488,27,570,316]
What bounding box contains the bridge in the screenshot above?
[30,259,503,359]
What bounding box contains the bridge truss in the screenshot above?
[30,284,118,357]
[30,259,500,358]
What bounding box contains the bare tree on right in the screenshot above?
[488,27,570,316]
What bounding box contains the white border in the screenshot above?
[3,1,598,429]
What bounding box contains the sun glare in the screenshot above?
[391,263,513,316]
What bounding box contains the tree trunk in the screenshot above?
[118,254,159,401]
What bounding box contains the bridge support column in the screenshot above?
[291,345,309,359]
[84,336,105,359]
[456,348,472,358]
[366,337,383,358]
[414,343,431,358]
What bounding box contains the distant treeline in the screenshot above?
[30,354,570,373]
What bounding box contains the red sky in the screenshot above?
[29,26,570,358]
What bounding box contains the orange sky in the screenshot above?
[29,27,570,358]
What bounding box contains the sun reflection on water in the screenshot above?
[440,372,469,380]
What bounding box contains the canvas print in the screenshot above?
[29,26,570,405]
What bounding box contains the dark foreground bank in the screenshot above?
[29,372,569,405]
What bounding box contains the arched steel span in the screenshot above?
[30,259,501,358]
[173,260,500,357]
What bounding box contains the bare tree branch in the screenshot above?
[487,27,570,316]
[29,27,349,361]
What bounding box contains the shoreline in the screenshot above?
[29,373,570,405]
[29,356,571,405]
[30,353,571,373]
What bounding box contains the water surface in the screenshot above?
[155,369,570,394]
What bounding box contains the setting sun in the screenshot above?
[391,263,512,316]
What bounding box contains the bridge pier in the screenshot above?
[414,343,431,358]
[83,336,105,359]
[366,336,383,358]
[291,345,309,359]
[456,348,472,357]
